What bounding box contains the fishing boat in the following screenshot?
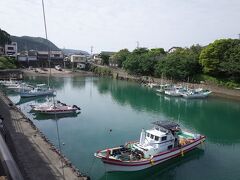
[144,82,160,89]
[6,83,34,92]
[181,89,212,99]
[164,89,182,97]
[163,85,186,97]
[95,120,205,172]
[31,100,81,114]
[156,84,172,93]
[20,84,55,98]
[0,79,20,88]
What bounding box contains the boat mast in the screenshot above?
[41,1,65,179]
[41,0,51,87]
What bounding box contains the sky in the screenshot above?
[0,0,240,53]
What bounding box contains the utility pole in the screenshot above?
[136,41,139,49]
[90,46,93,55]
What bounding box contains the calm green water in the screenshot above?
[7,76,240,180]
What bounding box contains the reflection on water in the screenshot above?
[26,75,66,90]
[32,112,81,120]
[94,78,240,144]
[16,95,54,105]
[71,76,86,89]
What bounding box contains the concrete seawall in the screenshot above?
[0,70,23,80]
[0,90,88,180]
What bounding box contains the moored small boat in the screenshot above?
[156,84,172,93]
[181,89,212,99]
[20,84,55,98]
[95,120,205,172]
[31,100,81,114]
[162,85,186,97]
[6,83,34,92]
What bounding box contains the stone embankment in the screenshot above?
[0,90,89,180]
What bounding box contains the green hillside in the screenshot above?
[11,35,59,52]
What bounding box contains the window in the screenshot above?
[161,136,167,141]
[146,133,150,137]
[168,145,173,150]
[150,134,154,139]
[7,47,14,50]
[154,136,159,141]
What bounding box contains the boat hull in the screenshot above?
[182,92,211,99]
[97,136,205,172]
[34,109,77,115]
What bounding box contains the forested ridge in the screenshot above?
[105,39,240,87]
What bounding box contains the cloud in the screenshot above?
[1,0,240,52]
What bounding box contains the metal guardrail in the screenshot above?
[0,123,24,180]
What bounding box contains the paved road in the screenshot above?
[0,90,87,180]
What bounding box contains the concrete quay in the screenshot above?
[0,90,88,180]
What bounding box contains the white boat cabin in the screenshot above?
[133,121,179,158]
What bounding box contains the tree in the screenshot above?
[132,47,149,55]
[155,47,202,81]
[100,53,110,65]
[123,52,157,76]
[199,39,240,80]
[148,48,166,61]
[111,49,130,67]
[0,28,11,46]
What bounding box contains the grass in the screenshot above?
[195,74,240,88]
[91,66,112,76]
[0,56,17,69]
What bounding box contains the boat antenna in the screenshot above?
[41,0,51,87]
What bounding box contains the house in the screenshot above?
[17,50,38,67]
[37,51,49,60]
[109,56,118,67]
[28,50,37,61]
[100,51,115,56]
[50,51,64,60]
[37,50,64,67]
[92,54,102,64]
[92,51,116,65]
[50,51,64,66]
[5,42,17,57]
[70,54,88,69]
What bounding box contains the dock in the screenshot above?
[0,90,88,180]
[0,69,23,80]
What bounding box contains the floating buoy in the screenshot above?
[150,159,154,165]
[62,142,65,146]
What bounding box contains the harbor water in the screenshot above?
[5,76,240,180]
